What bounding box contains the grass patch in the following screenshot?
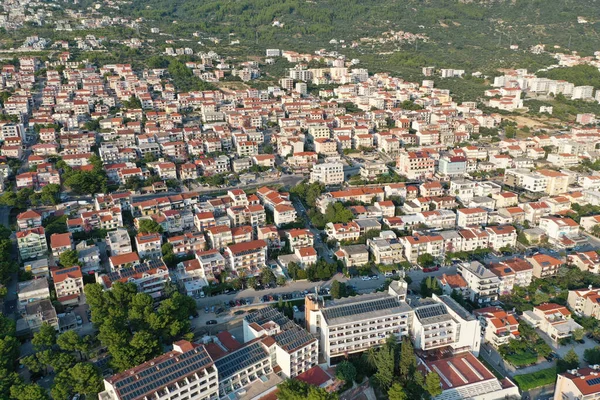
[513,367,558,391]
[505,351,539,367]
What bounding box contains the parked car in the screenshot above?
[206,320,218,325]
[76,315,83,325]
[361,276,370,281]
[205,306,209,313]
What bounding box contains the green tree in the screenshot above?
[424,372,443,398]
[260,267,276,285]
[399,337,417,379]
[558,349,580,373]
[138,219,163,233]
[32,323,57,351]
[373,346,395,389]
[335,360,357,383]
[57,330,90,360]
[330,280,344,299]
[573,328,586,342]
[10,383,49,400]
[59,249,80,267]
[388,383,408,400]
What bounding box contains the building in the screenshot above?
[17,227,48,260]
[418,352,520,400]
[16,210,42,231]
[456,208,488,228]
[224,240,267,275]
[106,229,133,256]
[485,225,517,251]
[17,278,50,311]
[473,306,519,349]
[335,244,370,267]
[522,303,583,342]
[50,233,74,258]
[99,341,219,400]
[310,162,344,185]
[243,307,318,378]
[396,150,435,180]
[527,253,563,278]
[51,266,84,305]
[567,287,600,319]
[554,367,600,400]
[305,281,411,365]
[98,259,170,298]
[411,294,481,355]
[24,299,59,332]
[135,233,163,259]
[457,261,500,305]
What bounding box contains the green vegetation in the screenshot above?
[498,323,551,367]
[537,65,600,90]
[277,379,338,400]
[513,367,558,391]
[84,282,196,371]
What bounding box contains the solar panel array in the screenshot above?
[113,347,212,400]
[55,266,80,276]
[415,304,448,320]
[245,307,295,330]
[274,328,315,352]
[322,297,402,322]
[214,341,268,380]
[106,259,166,282]
[588,378,600,386]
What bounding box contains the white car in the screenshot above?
[361,276,370,281]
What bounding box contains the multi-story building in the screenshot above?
[285,229,314,251]
[99,341,219,400]
[522,303,582,342]
[418,352,520,400]
[109,252,141,271]
[527,253,562,278]
[17,227,48,260]
[473,306,519,349]
[554,367,600,400]
[568,251,600,274]
[567,287,600,319]
[396,150,435,180]
[310,162,344,186]
[167,232,207,257]
[325,221,361,242]
[411,294,481,355]
[305,281,411,365]
[538,216,580,242]
[485,225,517,251]
[457,261,500,305]
[456,207,488,228]
[16,210,42,231]
[17,278,50,311]
[50,233,74,258]
[224,240,267,275]
[368,232,404,265]
[51,266,84,305]
[206,225,234,250]
[135,232,163,259]
[98,259,170,298]
[401,233,443,264]
[105,229,133,256]
[273,204,297,227]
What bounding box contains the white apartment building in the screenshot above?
[17,227,48,260]
[456,207,488,228]
[310,162,344,186]
[135,232,163,259]
[99,341,219,400]
[17,278,50,311]
[522,303,582,342]
[306,281,411,365]
[567,287,600,319]
[411,294,481,355]
[106,229,133,256]
[457,261,500,305]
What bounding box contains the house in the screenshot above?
[485,225,517,251]
[522,303,582,342]
[310,162,344,185]
[273,204,297,227]
[16,210,42,231]
[335,244,369,267]
[437,273,468,297]
[568,251,600,274]
[224,240,267,275]
[567,287,600,318]
[109,252,141,271]
[17,227,48,260]
[325,221,361,242]
[17,278,50,311]
[473,306,520,349]
[106,229,133,256]
[285,229,314,251]
[50,233,74,258]
[167,232,207,257]
[98,259,170,298]
[580,215,600,232]
[539,216,580,243]
[206,225,233,250]
[51,266,84,305]
[527,253,563,278]
[135,233,163,259]
[295,247,318,266]
[24,299,59,332]
[554,367,600,400]
[456,207,488,228]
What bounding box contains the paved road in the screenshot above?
[292,199,335,264]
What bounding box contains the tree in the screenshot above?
[248,276,258,289]
[330,280,343,299]
[276,275,287,286]
[399,337,417,379]
[57,330,89,360]
[424,372,443,398]
[335,360,357,383]
[585,347,600,364]
[138,219,163,234]
[70,362,104,396]
[558,349,580,373]
[260,267,276,285]
[373,346,395,389]
[592,225,600,237]
[59,250,80,267]
[388,383,408,400]
[32,323,57,351]
[573,328,586,342]
[10,384,49,400]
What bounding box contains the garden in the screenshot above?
[498,323,552,367]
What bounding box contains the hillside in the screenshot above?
[117,0,600,71]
